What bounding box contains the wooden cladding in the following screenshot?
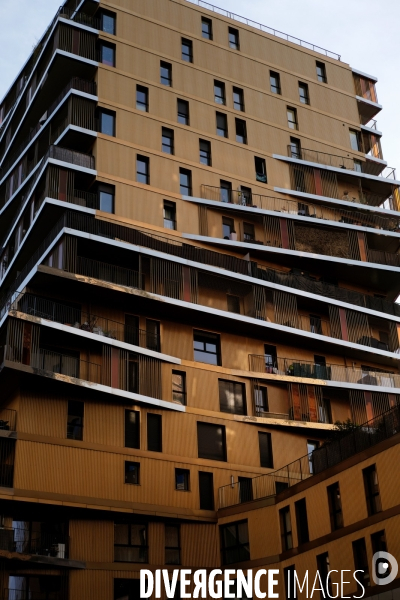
[150,258,198,303]
[54,23,97,61]
[198,205,209,237]
[329,305,371,345]
[6,318,40,365]
[288,383,326,423]
[289,164,339,199]
[273,289,298,329]
[102,346,162,399]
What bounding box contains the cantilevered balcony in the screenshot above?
[353,72,382,124]
[0,526,69,560]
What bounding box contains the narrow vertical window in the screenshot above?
[228,27,239,50]
[125,461,140,484]
[136,155,149,184]
[172,371,186,404]
[175,468,190,490]
[243,222,255,241]
[295,498,309,545]
[258,432,273,468]
[289,137,301,159]
[136,85,148,111]
[163,200,176,230]
[179,168,192,195]
[98,183,114,213]
[160,61,172,86]
[287,107,298,130]
[270,71,281,94]
[198,471,214,509]
[350,129,361,151]
[220,180,232,203]
[279,506,293,551]
[177,99,189,125]
[181,38,193,62]
[327,482,343,531]
[216,112,228,137]
[67,401,84,440]
[165,525,181,565]
[201,17,213,40]
[254,384,268,415]
[199,139,212,165]
[233,87,244,111]
[99,109,116,136]
[298,82,310,104]
[352,538,371,590]
[147,413,162,452]
[146,319,160,352]
[162,127,174,154]
[316,61,327,83]
[316,553,333,597]
[125,410,140,449]
[214,81,226,105]
[100,10,116,35]
[100,42,116,67]
[255,157,267,183]
[363,464,382,515]
[235,119,247,143]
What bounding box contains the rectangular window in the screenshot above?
[316,552,332,597]
[125,461,140,485]
[354,159,362,172]
[243,222,255,242]
[254,384,269,415]
[310,314,322,335]
[67,400,84,440]
[371,530,387,554]
[98,183,114,213]
[197,422,226,461]
[258,432,273,468]
[114,579,140,600]
[222,216,234,239]
[181,38,193,62]
[295,498,309,545]
[175,468,190,491]
[160,61,172,86]
[299,82,310,104]
[350,129,361,151]
[363,464,382,515]
[235,118,247,144]
[127,353,139,394]
[214,81,226,105]
[114,523,148,563]
[287,107,298,130]
[125,410,140,449]
[99,109,116,136]
[162,127,174,154]
[177,99,189,125]
[270,71,281,94]
[100,42,116,67]
[163,200,176,230]
[327,482,343,531]
[201,17,213,40]
[172,370,186,404]
[352,538,371,590]
[136,85,148,112]
[147,413,162,452]
[255,157,267,183]
[199,139,212,166]
[146,319,160,352]
[238,476,253,504]
[290,137,301,159]
[199,471,214,509]
[264,344,277,373]
[276,481,289,495]
[136,155,149,184]
[227,294,240,314]
[279,506,293,551]
[307,440,319,474]
[220,180,232,203]
[193,330,220,365]
[216,112,228,137]
[233,87,244,111]
[220,521,250,565]
[179,168,192,195]
[165,525,181,565]
[100,10,116,35]
[218,379,246,415]
[228,27,240,50]
[316,61,327,83]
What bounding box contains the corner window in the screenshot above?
[287,107,298,130]
[255,156,267,183]
[172,370,186,404]
[299,82,310,105]
[147,413,162,452]
[199,139,212,166]
[279,506,293,551]
[125,461,140,484]
[177,99,189,125]
[175,468,190,490]
[163,200,176,230]
[214,81,226,105]
[100,10,116,35]
[98,183,115,213]
[216,112,228,137]
[182,38,193,62]
[201,17,213,40]
[197,422,226,461]
[67,400,84,440]
[162,127,174,154]
[125,410,140,449]
[270,71,281,94]
[235,118,247,144]
[136,85,148,112]
[258,432,273,468]
[100,42,116,67]
[99,108,116,136]
[228,27,239,50]
[136,155,149,184]
[160,61,172,86]
[114,523,148,563]
[363,464,382,515]
[179,168,192,195]
[220,521,250,565]
[316,61,327,83]
[233,87,244,111]
[218,379,246,415]
[165,525,181,565]
[193,330,220,365]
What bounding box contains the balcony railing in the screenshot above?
[0,527,68,559]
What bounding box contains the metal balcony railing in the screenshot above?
[0,527,68,559]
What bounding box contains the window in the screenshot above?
[363,464,382,516]
[197,422,226,461]
[162,127,174,154]
[295,498,309,545]
[160,61,172,86]
[227,294,240,314]
[264,344,277,373]
[177,99,189,125]
[255,157,267,183]
[67,400,83,440]
[201,17,213,40]
[279,506,293,551]
[310,314,322,335]
[258,432,273,468]
[284,565,296,600]
[238,476,253,504]
[99,109,116,136]
[181,38,193,62]
[270,71,281,94]
[350,129,361,151]
[316,552,332,597]
[100,42,116,67]
[146,319,160,352]
[287,107,298,130]
[222,216,234,239]
[220,180,232,203]
[290,137,301,159]
[100,10,116,35]
[233,87,244,111]
[243,222,255,242]
[193,330,220,365]
[218,379,246,415]
[354,159,362,172]
[147,413,162,452]
[276,481,289,495]
[235,118,247,144]
[254,384,268,415]
[127,353,139,394]
[125,410,140,449]
[316,61,327,83]
[136,155,149,184]
[172,371,186,404]
[307,440,319,474]
[216,112,228,137]
[125,461,140,485]
[220,521,250,565]
[199,139,212,166]
[175,468,190,491]
[136,85,148,111]
[165,525,181,564]
[371,530,387,554]
[214,81,226,105]
[114,579,140,600]
[352,538,371,590]
[163,200,176,230]
[179,168,192,195]
[298,82,310,105]
[199,471,214,509]
[327,482,343,531]
[228,27,239,50]
[114,523,148,563]
[98,183,114,213]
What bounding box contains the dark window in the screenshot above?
[197,422,226,461]
[218,379,246,415]
[254,384,269,415]
[214,81,226,105]
[177,99,189,125]
[201,17,213,40]
[172,370,186,404]
[193,330,220,365]
[363,464,382,515]
[216,112,228,137]
[295,498,309,545]
[162,127,174,154]
[255,157,267,183]
[276,481,289,495]
[100,42,116,67]
[307,440,319,474]
[316,61,327,83]
[270,71,281,94]
[238,477,253,503]
[125,461,140,484]
[287,107,298,130]
[100,10,116,35]
[316,552,333,597]
[280,506,293,551]
[160,61,172,86]
[179,168,192,195]
[284,565,296,600]
[222,216,234,239]
[371,530,387,554]
[240,185,252,206]
[327,482,343,531]
[127,353,139,393]
[199,471,214,509]
[165,525,181,564]
[310,314,322,335]
[227,294,240,314]
[233,87,244,111]
[290,137,301,159]
[147,413,162,452]
[235,118,247,144]
[228,27,239,50]
[199,139,212,165]
[164,200,176,230]
[220,521,250,565]
[220,180,232,203]
[67,400,83,440]
[181,38,193,62]
[243,222,255,242]
[99,109,116,136]
[98,183,114,213]
[136,85,148,111]
[175,468,190,491]
[299,82,310,104]
[146,319,160,352]
[114,523,148,563]
[114,579,140,600]
[125,410,140,449]
[258,432,273,468]
[264,344,277,372]
[352,538,371,590]
[136,155,149,184]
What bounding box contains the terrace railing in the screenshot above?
[0,526,68,558]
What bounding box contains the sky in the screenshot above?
[0,0,399,172]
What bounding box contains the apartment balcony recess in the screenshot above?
[0,526,69,560]
[200,185,400,233]
[353,73,381,124]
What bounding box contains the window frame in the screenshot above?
[147,413,162,453]
[125,409,140,449]
[162,127,174,155]
[160,61,172,86]
[177,99,189,125]
[163,200,177,230]
[98,183,115,213]
[255,156,267,183]
[218,379,246,415]
[100,9,116,35]
[216,112,228,137]
[220,520,250,565]
[165,524,181,565]
[181,38,193,62]
[235,118,247,144]
[100,41,116,67]
[279,506,293,551]
[179,168,192,196]
[228,27,240,50]
[125,461,140,485]
[294,498,310,545]
[327,482,343,531]
[193,330,221,366]
[258,431,273,468]
[197,421,227,462]
[214,80,226,105]
[253,383,269,415]
[298,82,310,105]
[172,370,186,404]
[114,522,148,563]
[363,464,382,516]
[201,17,213,40]
[67,400,84,440]
[175,468,190,491]
[198,471,214,510]
[270,71,281,94]
[287,107,298,130]
[233,87,245,111]
[136,155,150,185]
[99,108,116,137]
[316,61,327,83]
[199,139,212,166]
[136,85,148,112]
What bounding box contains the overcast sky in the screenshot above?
[0,0,399,173]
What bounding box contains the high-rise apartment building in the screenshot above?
[0,0,399,597]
